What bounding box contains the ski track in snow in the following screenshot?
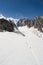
[0,26,43,65]
[25,37,40,65]
[18,26,43,65]
[25,41,40,65]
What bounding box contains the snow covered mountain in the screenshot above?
[0,14,19,24]
[7,17,19,24]
[0,14,43,65]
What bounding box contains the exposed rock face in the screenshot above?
[26,16,43,32]
[17,18,34,27]
[27,19,34,28]
[34,16,43,32]
[0,18,18,32]
[0,16,43,32]
[17,18,27,26]
[17,16,43,32]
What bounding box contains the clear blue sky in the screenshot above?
[0,0,43,18]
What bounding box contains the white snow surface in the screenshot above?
[0,26,43,65]
[7,17,19,24]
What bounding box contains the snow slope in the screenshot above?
[0,26,43,65]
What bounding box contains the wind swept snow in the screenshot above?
[0,26,43,65]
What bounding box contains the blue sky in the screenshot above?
[0,0,43,18]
